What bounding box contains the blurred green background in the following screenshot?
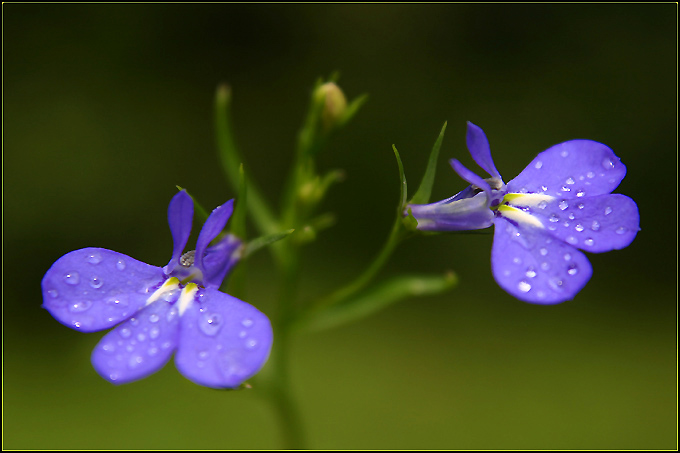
[4,4,676,450]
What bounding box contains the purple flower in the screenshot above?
[408,122,640,304]
[42,191,273,388]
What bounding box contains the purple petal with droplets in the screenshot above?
[409,192,495,231]
[507,140,626,198]
[91,299,181,384]
[491,218,592,304]
[42,248,164,332]
[466,121,502,180]
[203,234,243,289]
[194,200,234,280]
[166,190,194,272]
[525,194,640,253]
[175,287,273,389]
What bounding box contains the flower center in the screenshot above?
[493,193,555,229]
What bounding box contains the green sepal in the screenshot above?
[401,206,419,231]
[336,93,368,129]
[392,145,408,210]
[243,229,296,259]
[176,186,209,224]
[410,121,447,205]
[304,272,458,332]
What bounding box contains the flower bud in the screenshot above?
[316,82,347,131]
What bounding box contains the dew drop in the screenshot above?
[549,214,559,223]
[564,253,572,261]
[591,221,600,231]
[568,213,575,220]
[512,257,522,265]
[558,201,568,211]
[69,300,91,313]
[102,343,115,353]
[560,150,569,157]
[129,317,139,326]
[548,225,556,231]
[116,259,126,270]
[561,186,571,193]
[563,221,570,228]
[242,318,253,328]
[148,347,159,356]
[239,330,247,338]
[48,289,59,298]
[577,203,584,210]
[525,268,537,278]
[541,185,548,192]
[566,236,578,245]
[567,264,579,276]
[64,272,80,285]
[166,307,178,323]
[119,328,131,338]
[106,296,128,307]
[540,262,550,271]
[518,281,532,292]
[604,206,613,215]
[535,161,543,169]
[128,355,143,369]
[575,224,584,232]
[86,252,102,264]
[161,341,172,349]
[576,190,586,197]
[539,247,548,256]
[72,321,82,329]
[137,333,146,342]
[538,201,548,209]
[149,313,160,323]
[587,171,595,179]
[199,313,223,336]
[149,327,160,339]
[566,177,575,185]
[549,277,564,291]
[616,226,627,235]
[89,276,103,289]
[584,238,594,246]
[246,339,258,349]
[198,350,210,360]
[602,158,614,170]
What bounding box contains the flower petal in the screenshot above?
[466,122,502,180]
[450,158,493,195]
[165,190,194,272]
[525,194,640,253]
[42,248,165,332]
[175,287,273,389]
[202,234,243,289]
[194,200,235,282]
[507,140,626,198]
[408,192,495,231]
[91,299,181,384]
[491,218,592,304]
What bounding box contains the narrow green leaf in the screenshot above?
[392,145,408,210]
[337,93,368,129]
[305,272,458,332]
[214,83,278,235]
[230,165,248,238]
[410,121,447,205]
[243,229,295,258]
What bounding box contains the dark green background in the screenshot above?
[4,4,676,449]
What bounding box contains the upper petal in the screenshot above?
[408,192,495,231]
[42,248,165,332]
[491,218,592,304]
[174,287,273,389]
[522,194,640,253]
[466,122,502,180]
[202,234,243,289]
[91,298,181,384]
[165,190,194,272]
[507,140,626,198]
[194,200,235,284]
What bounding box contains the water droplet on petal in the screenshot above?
[567,264,579,276]
[48,289,59,298]
[561,186,571,193]
[102,343,115,353]
[242,318,253,328]
[558,201,568,211]
[119,328,131,338]
[616,226,627,235]
[166,307,178,323]
[566,177,575,185]
[604,206,613,215]
[540,262,550,271]
[513,257,522,265]
[199,312,223,336]
[538,201,548,209]
[535,161,543,169]
[128,355,143,369]
[149,327,160,339]
[576,190,585,197]
[239,330,247,338]
[64,272,80,285]
[116,259,126,270]
[525,267,537,278]
[69,300,91,313]
[560,150,569,157]
[577,203,584,210]
[137,333,146,342]
[87,252,102,264]
[148,347,159,356]
[518,281,532,292]
[549,214,559,223]
[602,158,614,170]
[129,317,139,326]
[584,238,594,246]
[587,171,595,179]
[568,213,575,220]
[246,339,258,349]
[566,236,578,245]
[198,350,210,360]
[591,221,600,231]
[548,278,564,291]
[539,247,548,256]
[575,224,584,232]
[564,253,572,261]
[89,276,103,289]
[149,313,160,323]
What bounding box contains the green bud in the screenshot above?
[316,82,347,131]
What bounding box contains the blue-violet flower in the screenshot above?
[408,122,640,304]
[42,190,273,388]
